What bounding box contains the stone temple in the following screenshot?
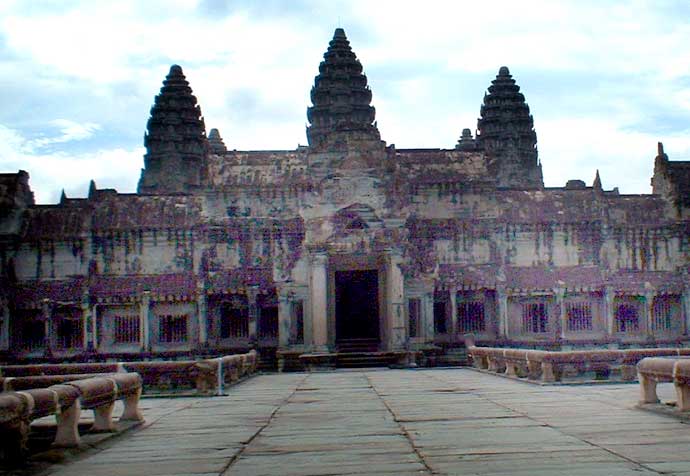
[0,28,689,369]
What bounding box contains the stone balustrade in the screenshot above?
[1,373,114,392]
[465,335,690,383]
[0,351,258,462]
[0,373,144,462]
[637,357,690,411]
[0,350,258,396]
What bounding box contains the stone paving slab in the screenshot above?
[13,369,690,475]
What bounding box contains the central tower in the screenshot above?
[306,28,382,152]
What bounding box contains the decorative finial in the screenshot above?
[498,66,510,76]
[333,28,346,39]
[593,169,602,192]
[169,64,183,76]
[658,142,665,157]
[59,189,67,204]
[88,180,97,199]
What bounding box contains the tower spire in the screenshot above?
[306,28,380,149]
[593,169,602,193]
[477,66,543,189]
[138,65,208,194]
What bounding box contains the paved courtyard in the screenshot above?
[32,369,690,475]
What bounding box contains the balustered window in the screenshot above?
[220,296,249,339]
[18,310,43,351]
[159,314,188,343]
[566,302,593,331]
[114,315,139,344]
[652,295,679,331]
[408,298,421,338]
[615,304,639,332]
[457,300,485,333]
[56,318,83,349]
[522,302,548,333]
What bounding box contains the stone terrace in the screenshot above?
[20,369,690,475]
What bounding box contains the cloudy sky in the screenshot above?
[2,0,690,204]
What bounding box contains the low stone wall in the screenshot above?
[0,350,258,396]
[465,335,690,383]
[0,373,144,462]
[638,357,690,411]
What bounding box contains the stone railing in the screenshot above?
[638,357,690,411]
[0,373,144,462]
[0,350,258,396]
[465,335,690,383]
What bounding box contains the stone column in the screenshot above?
[309,253,328,351]
[247,286,259,343]
[449,288,458,339]
[385,250,405,351]
[555,288,566,339]
[424,292,434,341]
[80,292,91,350]
[603,287,614,336]
[278,288,291,348]
[683,287,690,336]
[42,298,53,356]
[90,303,99,351]
[196,289,208,347]
[497,287,509,339]
[0,299,9,350]
[644,291,656,339]
[140,291,151,352]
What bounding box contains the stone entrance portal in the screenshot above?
[335,270,380,346]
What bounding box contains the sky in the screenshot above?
[2,0,690,204]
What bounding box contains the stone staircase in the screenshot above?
[335,339,405,368]
[257,348,278,372]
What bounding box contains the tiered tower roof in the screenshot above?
[477,67,542,188]
[138,65,208,193]
[306,28,380,148]
[208,128,227,154]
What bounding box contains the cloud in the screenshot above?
[1,0,690,199]
[0,124,142,204]
[29,119,101,149]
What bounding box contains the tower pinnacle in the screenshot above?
[306,28,380,149]
[138,65,208,194]
[477,67,543,189]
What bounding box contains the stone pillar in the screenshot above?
[278,288,291,348]
[90,303,99,351]
[309,253,328,351]
[140,291,151,352]
[42,298,53,356]
[449,288,458,339]
[0,299,9,350]
[683,287,690,336]
[497,288,509,339]
[196,289,208,347]
[644,291,656,339]
[247,286,259,343]
[424,292,434,341]
[604,286,614,336]
[385,250,405,351]
[555,288,566,339]
[80,292,91,350]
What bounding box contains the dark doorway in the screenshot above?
[335,270,379,342]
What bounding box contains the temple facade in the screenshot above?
[1,29,689,367]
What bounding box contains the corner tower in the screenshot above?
[306,28,382,151]
[477,66,543,189]
[138,65,208,194]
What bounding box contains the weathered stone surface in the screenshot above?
[15,370,690,475]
